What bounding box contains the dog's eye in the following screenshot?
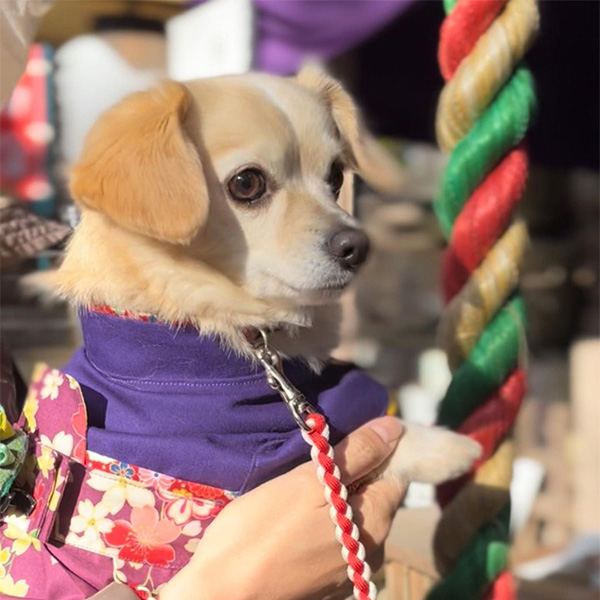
[227,168,267,203]
[326,162,344,200]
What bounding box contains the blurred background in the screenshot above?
[0,1,598,598]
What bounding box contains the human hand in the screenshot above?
[159,417,406,600]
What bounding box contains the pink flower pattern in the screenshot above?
[3,365,238,597]
[104,505,180,566]
[137,469,175,496]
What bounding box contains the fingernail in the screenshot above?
[369,418,403,446]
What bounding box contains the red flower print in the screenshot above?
[29,478,46,523]
[71,402,87,462]
[71,403,86,437]
[128,586,150,600]
[182,481,233,503]
[104,505,180,566]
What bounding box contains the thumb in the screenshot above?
[334,417,403,485]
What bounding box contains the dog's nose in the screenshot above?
[327,228,370,270]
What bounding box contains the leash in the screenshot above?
[250,329,377,600]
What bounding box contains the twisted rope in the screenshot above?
[428,1,539,599]
[302,413,376,600]
[437,0,539,152]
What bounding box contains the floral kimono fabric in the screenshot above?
[0,365,235,599]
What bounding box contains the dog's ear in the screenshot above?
[70,82,208,244]
[296,63,404,197]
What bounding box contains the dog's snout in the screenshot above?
[327,228,370,271]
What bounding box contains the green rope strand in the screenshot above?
[435,67,537,238]
[428,504,511,600]
[437,295,526,430]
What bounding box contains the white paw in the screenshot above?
[383,423,482,485]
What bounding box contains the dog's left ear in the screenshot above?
[70,81,208,245]
[296,63,404,197]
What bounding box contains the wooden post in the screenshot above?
[384,507,439,600]
[571,339,600,535]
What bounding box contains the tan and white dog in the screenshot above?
[52,64,479,504]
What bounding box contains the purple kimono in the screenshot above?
[0,312,387,598]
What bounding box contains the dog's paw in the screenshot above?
[383,424,482,486]
[413,427,482,484]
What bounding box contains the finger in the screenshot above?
[350,477,408,551]
[334,416,403,485]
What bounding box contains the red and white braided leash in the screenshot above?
[302,413,377,600]
[250,329,377,600]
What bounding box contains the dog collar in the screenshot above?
[89,304,184,325]
[89,304,283,343]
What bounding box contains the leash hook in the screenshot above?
[250,329,315,432]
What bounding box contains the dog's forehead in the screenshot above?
[184,74,340,174]
[245,73,334,134]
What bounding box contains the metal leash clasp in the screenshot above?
[250,329,315,431]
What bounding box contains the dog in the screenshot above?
[4,65,480,598]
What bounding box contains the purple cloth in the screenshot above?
[188,0,414,75]
[252,0,414,74]
[64,312,387,493]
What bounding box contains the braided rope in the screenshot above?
[437,0,539,152]
[439,221,529,369]
[302,413,377,600]
[427,1,539,599]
